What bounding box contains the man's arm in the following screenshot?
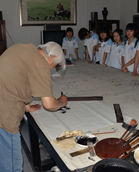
[41,95,67,111]
[25,95,67,113]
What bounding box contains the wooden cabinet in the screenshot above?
[89,19,120,37]
[0,20,7,55]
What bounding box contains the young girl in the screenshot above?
[96,27,112,66]
[109,29,124,69]
[62,27,80,60]
[121,23,139,73]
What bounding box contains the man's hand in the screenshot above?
[25,104,41,112]
[57,95,67,108]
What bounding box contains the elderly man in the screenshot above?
[0,42,67,172]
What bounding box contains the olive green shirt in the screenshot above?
[0,43,53,133]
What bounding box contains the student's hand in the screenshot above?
[122,65,127,72]
[102,63,107,67]
[86,57,89,62]
[88,61,93,64]
[77,57,81,60]
[123,68,128,73]
[96,43,101,51]
[122,65,128,73]
[132,70,138,76]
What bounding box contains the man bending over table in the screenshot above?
[0,41,67,172]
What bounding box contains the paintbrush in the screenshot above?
[119,143,139,159]
[120,125,132,140]
[124,128,137,141]
[122,122,130,129]
[122,123,138,140]
[56,134,76,141]
[93,131,118,135]
[122,130,139,147]
[130,137,139,147]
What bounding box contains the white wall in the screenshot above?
[0,0,138,57]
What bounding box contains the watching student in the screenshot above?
[62,27,80,60]
[96,27,112,66]
[121,23,139,73]
[78,27,99,64]
[109,29,124,69]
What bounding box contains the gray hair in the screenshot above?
[38,41,66,75]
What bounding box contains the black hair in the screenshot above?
[99,27,110,42]
[78,27,90,40]
[113,29,123,41]
[125,23,137,41]
[126,23,137,31]
[66,27,74,36]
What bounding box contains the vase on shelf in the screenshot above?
[102,7,108,20]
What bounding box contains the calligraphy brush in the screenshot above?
[122,130,139,147]
[119,143,139,159]
[122,123,138,140]
[122,122,130,129]
[130,137,139,147]
[124,128,137,141]
[120,124,132,140]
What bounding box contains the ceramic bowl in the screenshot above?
[75,134,97,147]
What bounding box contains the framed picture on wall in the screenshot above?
[20,0,77,26]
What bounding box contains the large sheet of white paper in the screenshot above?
[31,101,131,139]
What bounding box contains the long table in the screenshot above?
[21,61,139,172]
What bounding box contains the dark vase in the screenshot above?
[102,7,108,20]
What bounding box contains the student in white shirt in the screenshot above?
[109,29,124,69]
[78,27,99,64]
[62,27,80,60]
[96,27,112,66]
[122,23,139,73]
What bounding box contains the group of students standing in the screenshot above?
[62,23,139,76]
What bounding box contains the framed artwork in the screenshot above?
[20,0,77,26]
